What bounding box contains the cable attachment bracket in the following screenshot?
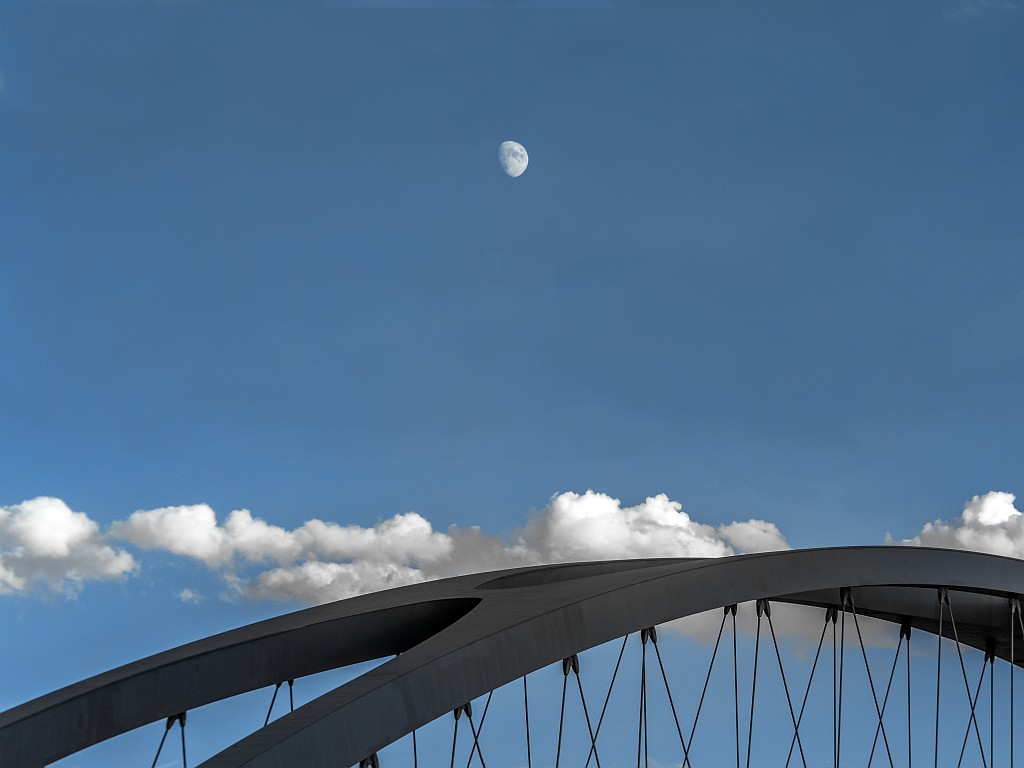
[724,604,737,616]
[899,619,912,641]
[755,598,771,618]
[825,605,838,625]
[165,712,186,730]
[840,587,854,609]
[561,654,580,676]
[360,753,380,768]
[640,626,658,645]
[453,702,472,720]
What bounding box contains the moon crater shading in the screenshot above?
[499,141,528,177]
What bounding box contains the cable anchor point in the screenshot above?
[561,654,580,676]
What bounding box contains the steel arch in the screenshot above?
[2,546,1023,768]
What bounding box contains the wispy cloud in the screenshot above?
[177,587,204,604]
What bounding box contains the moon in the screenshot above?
[499,141,528,177]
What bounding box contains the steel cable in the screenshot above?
[583,635,629,768]
[848,592,895,768]
[573,668,602,768]
[867,634,905,768]
[946,591,988,768]
[523,677,531,768]
[637,640,646,768]
[765,606,808,768]
[685,611,728,763]
[651,639,694,768]
[264,683,281,727]
[732,607,740,768]
[838,599,846,768]
[955,661,987,768]
[745,605,762,768]
[784,615,829,768]
[464,692,493,768]
[555,669,568,768]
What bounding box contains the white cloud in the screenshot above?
[111,504,231,567]
[522,491,735,561]
[108,491,788,605]
[177,587,204,604]
[898,491,1024,557]
[718,519,789,554]
[0,497,136,596]
[244,561,424,603]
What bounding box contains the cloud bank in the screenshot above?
[898,491,1024,556]
[112,491,789,604]
[0,497,135,595]
[6,488,1018,618]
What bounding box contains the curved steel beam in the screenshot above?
[2,546,1023,768]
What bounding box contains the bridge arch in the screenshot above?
[1,546,1023,767]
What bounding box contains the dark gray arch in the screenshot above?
[2,546,1023,768]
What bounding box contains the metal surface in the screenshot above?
[2,546,1023,768]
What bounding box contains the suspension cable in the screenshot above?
[904,622,913,768]
[264,683,281,727]
[637,638,647,768]
[179,712,187,768]
[464,696,490,768]
[288,679,294,712]
[833,606,838,768]
[866,632,904,768]
[838,596,846,768]
[685,609,729,763]
[464,692,493,768]
[955,652,988,768]
[571,659,602,768]
[731,605,740,768]
[763,600,808,768]
[583,635,629,768]
[745,601,763,768]
[784,611,830,768]
[1013,598,1020,768]
[650,627,694,768]
[1016,604,1024,768]
[450,706,461,768]
[946,590,988,768]
[149,716,173,768]
[523,676,531,768]
[149,713,187,768]
[989,642,994,768]
[936,589,945,768]
[846,589,895,768]
[413,729,418,768]
[555,660,569,768]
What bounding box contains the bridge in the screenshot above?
[2,546,1023,768]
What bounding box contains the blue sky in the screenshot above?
[0,2,1022,766]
